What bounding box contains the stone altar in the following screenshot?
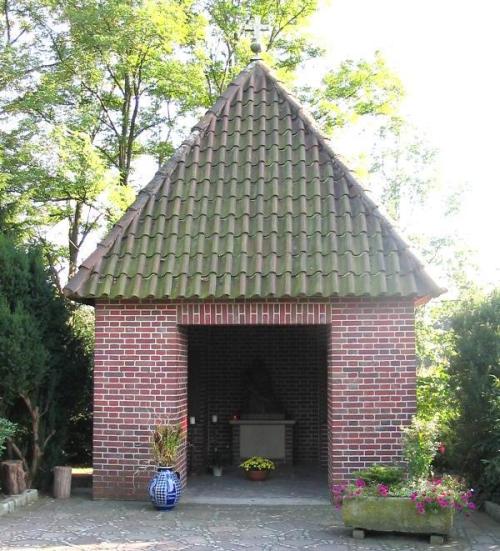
[229,418,296,463]
[230,359,295,463]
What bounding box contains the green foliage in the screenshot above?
[240,456,275,471]
[403,417,439,480]
[152,424,183,467]
[1,123,134,277]
[205,0,321,99]
[414,290,500,500]
[0,0,415,279]
[0,417,16,456]
[445,290,500,494]
[0,234,92,483]
[58,305,94,466]
[481,456,500,503]
[51,0,207,185]
[416,303,456,425]
[354,465,405,486]
[301,52,404,135]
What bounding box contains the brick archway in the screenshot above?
[93,299,415,500]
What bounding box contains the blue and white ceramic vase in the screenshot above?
[148,467,181,510]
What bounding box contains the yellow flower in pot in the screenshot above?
[240,456,275,481]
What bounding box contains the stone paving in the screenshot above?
[182,468,330,505]
[0,493,499,551]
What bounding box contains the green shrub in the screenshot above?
[0,417,16,455]
[403,417,439,480]
[481,455,500,503]
[0,235,93,485]
[354,465,405,486]
[445,291,500,490]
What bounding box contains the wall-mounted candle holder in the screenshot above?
[211,414,218,424]
[189,416,196,425]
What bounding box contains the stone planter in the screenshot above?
[342,496,454,544]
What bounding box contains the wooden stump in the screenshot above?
[53,466,72,499]
[1,460,27,495]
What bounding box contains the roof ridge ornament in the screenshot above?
[245,15,269,60]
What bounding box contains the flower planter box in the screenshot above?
[342,496,454,543]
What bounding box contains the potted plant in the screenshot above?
[148,424,183,510]
[240,456,275,481]
[211,447,223,477]
[334,468,475,544]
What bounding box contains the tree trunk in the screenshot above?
[118,73,132,186]
[1,460,26,495]
[68,200,82,278]
[53,466,72,499]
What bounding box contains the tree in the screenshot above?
[1,1,413,279]
[446,290,500,489]
[416,301,456,427]
[300,52,404,136]
[1,0,206,276]
[0,234,90,484]
[1,123,134,281]
[36,0,207,186]
[204,0,322,100]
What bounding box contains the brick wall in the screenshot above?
[92,298,415,499]
[327,299,416,485]
[93,303,187,499]
[186,325,328,472]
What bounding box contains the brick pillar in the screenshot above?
[93,301,188,499]
[327,299,416,488]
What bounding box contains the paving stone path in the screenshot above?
[0,494,499,550]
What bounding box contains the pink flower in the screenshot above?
[410,492,418,501]
[467,502,476,510]
[355,479,366,488]
[437,497,449,508]
[332,484,346,496]
[377,484,389,497]
[416,502,426,514]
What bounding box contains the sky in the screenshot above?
[304,0,499,288]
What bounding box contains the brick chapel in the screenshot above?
[65,60,442,500]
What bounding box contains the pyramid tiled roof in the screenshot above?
[64,61,443,302]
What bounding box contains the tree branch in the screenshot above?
[43,430,56,449]
[5,438,29,474]
[4,0,11,44]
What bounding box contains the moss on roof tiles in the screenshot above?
[64,61,443,302]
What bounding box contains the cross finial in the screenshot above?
[244,15,269,58]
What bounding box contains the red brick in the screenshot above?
[93,298,416,499]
